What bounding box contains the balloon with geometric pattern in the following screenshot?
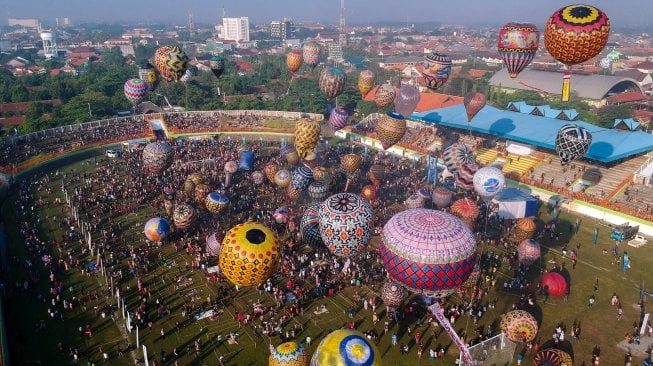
[443,143,475,175]
[172,204,197,230]
[142,142,174,174]
[544,4,610,66]
[205,192,229,214]
[329,107,349,131]
[270,341,309,366]
[300,203,323,248]
[450,198,479,230]
[379,209,477,298]
[319,67,346,99]
[124,79,149,106]
[153,45,189,82]
[358,70,375,96]
[341,154,362,176]
[273,207,290,224]
[205,231,224,257]
[264,162,280,183]
[208,55,225,79]
[138,61,159,92]
[473,166,505,201]
[219,222,280,287]
[513,218,537,242]
[381,281,406,308]
[422,53,452,90]
[534,348,573,366]
[287,185,302,202]
[308,182,329,201]
[286,50,303,74]
[374,84,396,109]
[319,193,374,257]
[294,118,321,160]
[497,23,540,78]
[500,310,539,343]
[375,112,406,150]
[417,187,431,202]
[274,169,291,188]
[555,124,592,165]
[454,163,478,191]
[302,40,321,69]
[252,171,265,185]
[144,217,170,242]
[291,166,313,191]
[405,194,425,209]
[311,329,381,366]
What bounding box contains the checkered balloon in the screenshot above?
[555,124,592,165]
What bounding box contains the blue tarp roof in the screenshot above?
[613,118,641,131]
[495,187,537,202]
[411,104,653,163]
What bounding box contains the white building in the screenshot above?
[222,17,249,42]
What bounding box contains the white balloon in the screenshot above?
[473,166,505,201]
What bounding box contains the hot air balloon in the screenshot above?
[379,209,477,297]
[404,194,425,209]
[274,169,291,188]
[264,162,280,183]
[206,192,229,214]
[473,167,506,202]
[422,53,452,90]
[251,171,265,185]
[319,193,374,257]
[311,330,381,366]
[273,207,290,224]
[417,187,431,202]
[163,186,176,215]
[540,272,568,297]
[173,204,196,230]
[153,46,189,82]
[319,67,346,99]
[443,143,475,175]
[394,85,420,119]
[300,203,323,247]
[497,23,540,78]
[142,142,174,174]
[269,341,309,366]
[312,166,332,186]
[224,161,238,174]
[341,154,362,176]
[450,198,479,229]
[308,182,328,201]
[194,184,211,205]
[294,118,321,160]
[360,184,378,202]
[463,92,486,122]
[599,57,613,69]
[205,231,224,257]
[358,70,375,96]
[500,310,539,343]
[302,40,321,69]
[432,187,453,209]
[381,281,406,308]
[286,49,303,74]
[239,150,255,171]
[328,107,349,131]
[303,152,318,168]
[188,173,205,186]
[375,112,406,150]
[286,185,302,202]
[219,222,280,287]
[291,166,313,191]
[555,124,592,165]
[124,79,149,106]
[518,239,541,265]
[374,84,396,109]
[534,348,573,366]
[544,4,610,101]
[454,162,478,191]
[144,217,170,242]
[208,55,225,78]
[513,218,537,242]
[138,61,158,92]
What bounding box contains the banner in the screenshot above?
[561,71,571,102]
[429,303,474,365]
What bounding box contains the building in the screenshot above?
[222,17,250,42]
[270,19,294,41]
[7,18,39,29]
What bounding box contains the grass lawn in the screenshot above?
[2,156,653,366]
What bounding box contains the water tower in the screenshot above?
[40,31,57,58]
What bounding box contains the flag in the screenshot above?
[593,228,598,245]
[623,252,630,272]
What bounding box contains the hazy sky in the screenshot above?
[2,0,652,28]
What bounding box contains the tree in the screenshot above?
[60,91,114,124]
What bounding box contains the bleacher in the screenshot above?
[475,148,498,166]
[500,153,542,179]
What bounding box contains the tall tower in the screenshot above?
[339,0,346,46]
[40,31,57,58]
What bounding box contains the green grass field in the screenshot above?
[2,156,653,365]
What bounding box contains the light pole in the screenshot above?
[87,103,92,117]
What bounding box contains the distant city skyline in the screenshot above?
[2,0,653,29]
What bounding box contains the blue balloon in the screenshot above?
[239,150,254,171]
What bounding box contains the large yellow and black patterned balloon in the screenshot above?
[219,222,280,287]
[544,4,610,65]
[269,341,309,366]
[375,112,406,150]
[294,118,321,159]
[153,46,189,82]
[311,329,381,366]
